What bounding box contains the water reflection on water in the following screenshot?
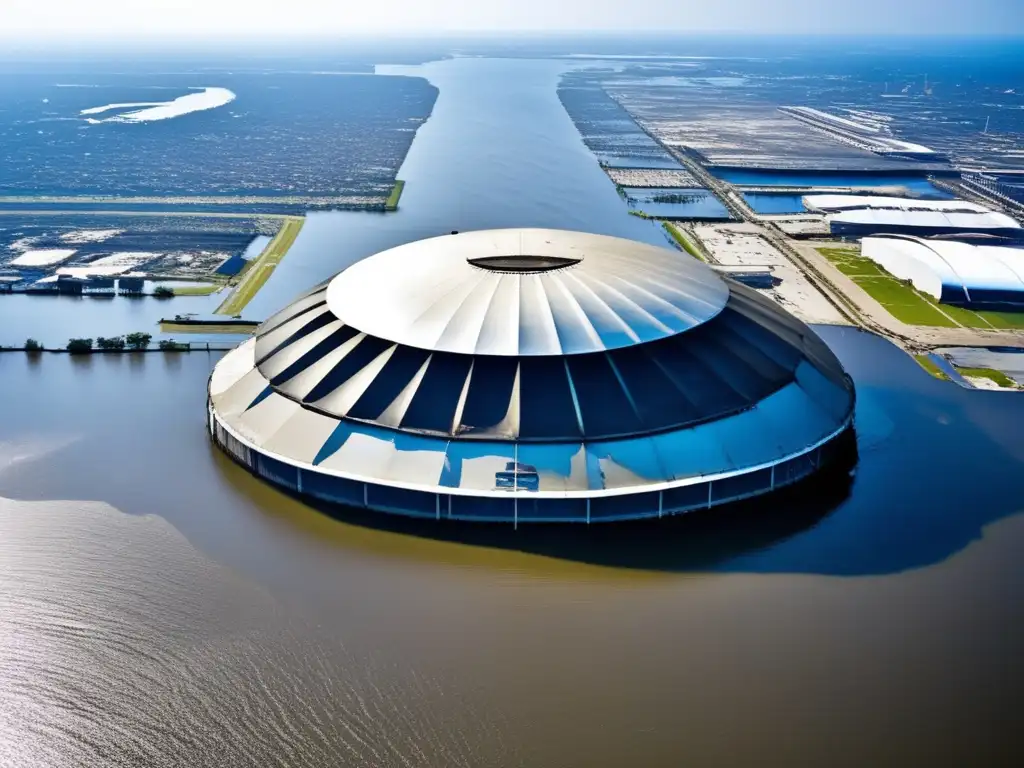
[3,327,1021,578]
[0,495,518,768]
[1,323,1024,766]
[0,291,226,347]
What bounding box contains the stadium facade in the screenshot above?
[208,229,855,523]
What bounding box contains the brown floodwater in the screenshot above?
[1,339,1023,767]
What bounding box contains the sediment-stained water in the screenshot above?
[0,495,518,768]
[1,326,1023,766]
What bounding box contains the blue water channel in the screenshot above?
[242,58,669,320]
[715,169,955,198]
[742,192,808,214]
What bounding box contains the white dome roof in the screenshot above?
[324,228,729,356]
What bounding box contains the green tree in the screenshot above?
[153,286,174,298]
[96,336,126,350]
[158,339,188,351]
[66,338,93,354]
[125,332,152,350]
[25,338,42,352]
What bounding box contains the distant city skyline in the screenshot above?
[1,0,1023,40]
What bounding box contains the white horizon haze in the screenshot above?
[1,0,1022,40]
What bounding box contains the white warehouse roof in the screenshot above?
[830,208,1021,232]
[804,195,993,214]
[862,236,1024,306]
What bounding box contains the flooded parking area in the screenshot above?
[623,187,732,219]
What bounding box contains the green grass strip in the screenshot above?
[849,276,956,326]
[935,304,995,330]
[216,217,305,316]
[662,222,706,261]
[385,180,405,211]
[975,310,1024,330]
[160,321,259,335]
[914,354,950,381]
[172,283,221,296]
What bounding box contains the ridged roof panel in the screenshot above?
[324,228,729,356]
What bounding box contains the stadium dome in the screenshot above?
[208,228,855,523]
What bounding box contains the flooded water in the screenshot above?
[743,192,808,214]
[0,213,281,345]
[241,58,665,319]
[0,291,228,346]
[2,326,1024,767]
[594,154,682,169]
[622,187,731,218]
[714,169,954,198]
[2,56,1024,767]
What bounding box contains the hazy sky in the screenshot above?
[1,0,1021,39]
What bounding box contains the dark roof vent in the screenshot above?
[467,255,582,273]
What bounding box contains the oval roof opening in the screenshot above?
[467,254,581,273]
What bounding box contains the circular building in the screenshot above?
[208,228,855,523]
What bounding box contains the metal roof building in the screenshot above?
[208,229,855,523]
[828,208,1022,238]
[803,195,994,215]
[862,235,1024,307]
[803,194,1023,239]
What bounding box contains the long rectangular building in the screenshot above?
[805,194,1023,238]
[862,236,1024,307]
[804,195,992,214]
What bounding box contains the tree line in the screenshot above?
[21,334,190,353]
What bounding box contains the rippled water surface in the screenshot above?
[2,328,1023,767]
[2,55,1024,767]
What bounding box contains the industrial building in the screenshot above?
[804,195,994,214]
[208,229,855,523]
[118,275,145,294]
[803,194,1023,239]
[862,235,1024,308]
